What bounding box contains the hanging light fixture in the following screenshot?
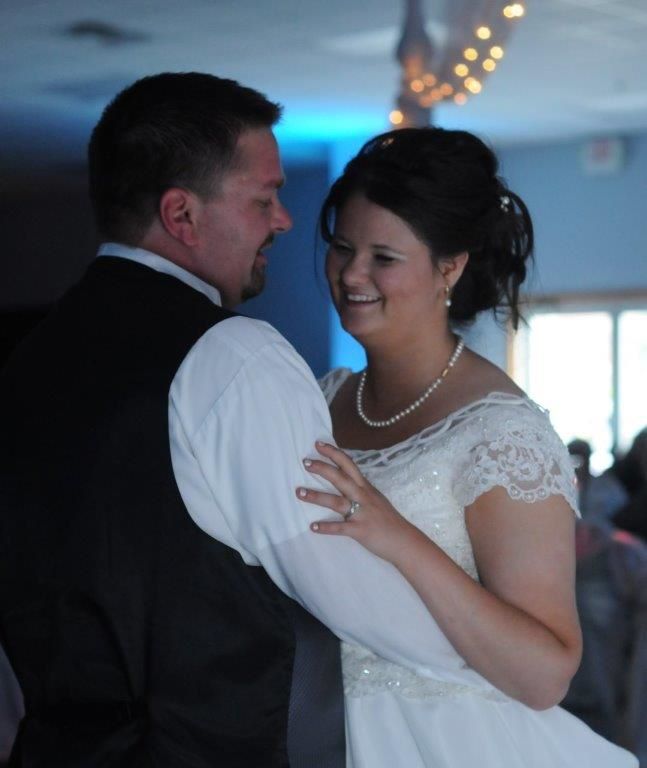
[392,0,526,127]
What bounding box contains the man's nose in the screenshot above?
[273,200,293,233]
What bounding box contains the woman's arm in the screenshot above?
[299,442,582,710]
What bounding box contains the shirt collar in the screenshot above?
[97,242,222,307]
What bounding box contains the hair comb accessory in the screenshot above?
[500,194,511,212]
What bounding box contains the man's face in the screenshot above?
[194,128,292,307]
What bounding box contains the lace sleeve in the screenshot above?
[452,401,580,515]
[318,367,352,406]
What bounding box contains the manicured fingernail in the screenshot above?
[303,458,312,467]
[311,523,320,531]
[316,440,326,447]
[298,487,307,498]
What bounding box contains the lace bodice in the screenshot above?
[320,367,579,700]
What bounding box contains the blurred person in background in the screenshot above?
[0,646,21,767]
[568,438,627,529]
[614,428,647,543]
[564,438,647,764]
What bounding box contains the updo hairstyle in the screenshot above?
[320,127,533,328]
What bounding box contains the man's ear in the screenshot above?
[439,251,469,288]
[159,187,201,247]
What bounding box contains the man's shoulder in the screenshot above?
[177,315,310,395]
[172,314,322,435]
[192,315,311,383]
[214,315,292,357]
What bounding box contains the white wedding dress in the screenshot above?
[320,368,639,768]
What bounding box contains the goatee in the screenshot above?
[240,265,266,302]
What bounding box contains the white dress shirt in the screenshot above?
[96,243,500,692]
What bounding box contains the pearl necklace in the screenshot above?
[356,337,465,429]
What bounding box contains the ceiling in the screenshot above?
[2,0,647,168]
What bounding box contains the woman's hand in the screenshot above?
[296,441,419,563]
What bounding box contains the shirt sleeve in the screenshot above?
[169,317,498,689]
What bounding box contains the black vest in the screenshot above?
[0,257,344,767]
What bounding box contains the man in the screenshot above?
[1,72,340,768]
[0,73,460,767]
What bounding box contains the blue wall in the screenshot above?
[243,160,332,378]
[326,138,374,372]
[499,134,647,296]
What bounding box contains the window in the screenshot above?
[510,294,647,474]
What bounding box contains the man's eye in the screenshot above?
[257,199,272,209]
[375,254,396,264]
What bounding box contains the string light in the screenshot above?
[392,2,525,118]
[503,4,525,19]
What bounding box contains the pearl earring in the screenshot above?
[444,284,452,308]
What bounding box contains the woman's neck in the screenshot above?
[361,330,458,411]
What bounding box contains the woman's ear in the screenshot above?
[439,251,469,288]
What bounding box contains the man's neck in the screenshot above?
[97,242,222,307]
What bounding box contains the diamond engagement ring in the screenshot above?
[344,500,361,521]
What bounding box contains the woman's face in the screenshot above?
[325,194,447,348]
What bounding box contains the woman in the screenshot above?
[296,128,638,767]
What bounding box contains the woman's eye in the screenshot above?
[375,254,396,264]
[257,199,272,209]
[332,241,352,255]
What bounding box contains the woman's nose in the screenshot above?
[340,255,371,285]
